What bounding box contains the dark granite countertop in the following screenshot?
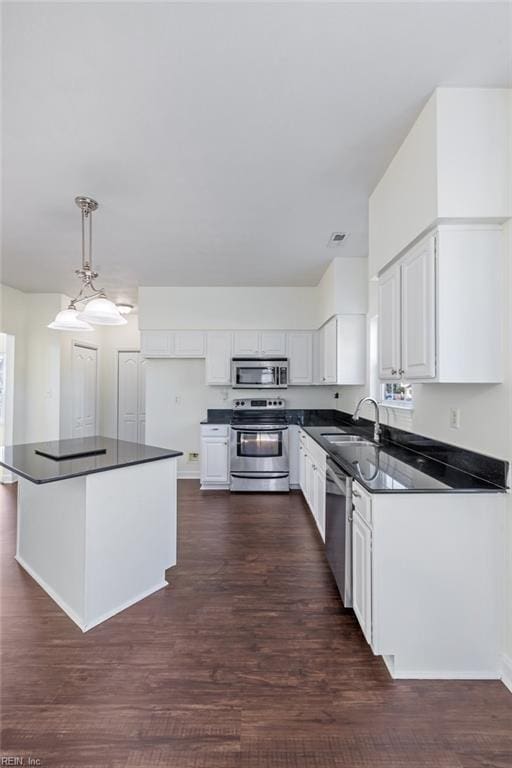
[201,407,508,494]
[0,436,182,485]
[303,426,505,493]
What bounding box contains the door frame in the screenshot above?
[72,341,100,437]
[116,349,141,441]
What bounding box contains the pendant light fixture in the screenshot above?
[48,196,127,331]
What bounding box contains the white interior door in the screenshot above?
[72,344,98,438]
[118,351,145,443]
[137,357,146,444]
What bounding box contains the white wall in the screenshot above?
[144,357,339,477]
[0,284,27,443]
[369,88,510,277]
[139,257,368,331]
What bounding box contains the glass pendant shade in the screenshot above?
[79,297,128,325]
[48,308,94,331]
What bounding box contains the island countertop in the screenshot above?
[0,436,182,484]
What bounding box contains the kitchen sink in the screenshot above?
[322,434,375,446]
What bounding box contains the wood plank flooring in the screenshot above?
[1,480,511,767]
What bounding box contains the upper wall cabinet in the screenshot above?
[174,331,206,357]
[141,331,205,358]
[369,89,510,277]
[286,332,313,385]
[141,331,174,357]
[318,315,366,386]
[378,226,503,383]
[206,332,232,385]
[233,331,286,357]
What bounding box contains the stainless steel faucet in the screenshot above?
[352,396,382,443]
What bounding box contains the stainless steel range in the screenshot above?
[230,398,289,492]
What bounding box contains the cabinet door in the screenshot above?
[287,332,313,384]
[200,437,229,483]
[174,331,206,357]
[141,331,173,357]
[233,331,259,356]
[401,235,436,380]
[206,332,232,385]
[352,512,372,645]
[299,444,306,493]
[260,331,286,357]
[321,317,337,384]
[378,266,401,380]
[313,468,326,541]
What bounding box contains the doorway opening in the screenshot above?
[0,333,15,482]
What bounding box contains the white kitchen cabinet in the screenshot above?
[260,331,286,357]
[401,235,436,379]
[200,425,230,489]
[378,265,401,380]
[140,331,173,357]
[352,510,372,646]
[233,331,260,356]
[286,332,313,385]
[174,331,206,358]
[298,429,326,541]
[206,332,232,385]
[312,464,325,541]
[318,315,366,386]
[320,317,337,384]
[378,225,503,383]
[233,331,286,358]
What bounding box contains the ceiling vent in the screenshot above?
[327,232,349,247]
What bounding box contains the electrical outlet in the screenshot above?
[188,452,199,462]
[449,408,460,429]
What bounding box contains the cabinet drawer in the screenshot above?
[201,424,229,438]
[352,482,372,526]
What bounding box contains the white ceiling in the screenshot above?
[2,2,511,302]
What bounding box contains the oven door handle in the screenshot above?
[231,426,288,432]
[231,472,289,479]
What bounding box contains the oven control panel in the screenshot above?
[232,398,285,409]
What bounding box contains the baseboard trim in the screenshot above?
[502,653,512,693]
[15,555,168,633]
[390,667,501,680]
[82,580,168,632]
[15,554,85,631]
[178,470,200,479]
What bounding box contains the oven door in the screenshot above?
[230,426,289,473]
[232,361,282,389]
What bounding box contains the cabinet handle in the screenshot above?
[391,369,397,375]
[399,368,405,376]
[353,489,360,498]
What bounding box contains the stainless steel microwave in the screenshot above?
[231,358,288,389]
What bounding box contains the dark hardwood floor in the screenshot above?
[1,480,511,767]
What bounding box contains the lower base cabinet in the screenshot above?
[299,429,326,542]
[352,509,372,645]
[351,481,505,680]
[200,425,230,489]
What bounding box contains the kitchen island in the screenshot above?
[0,436,182,631]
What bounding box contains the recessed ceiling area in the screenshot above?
[2,2,511,302]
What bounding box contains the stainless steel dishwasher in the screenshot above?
[325,458,353,608]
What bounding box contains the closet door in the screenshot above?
[72,343,98,438]
[118,352,140,442]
